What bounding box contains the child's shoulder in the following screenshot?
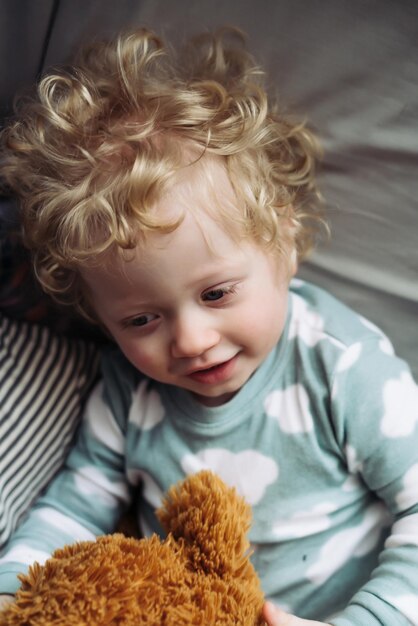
[99,344,147,417]
[289,278,393,353]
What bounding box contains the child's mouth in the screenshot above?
[188,355,238,385]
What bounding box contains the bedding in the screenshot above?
[0,314,99,548]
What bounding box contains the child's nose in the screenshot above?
[170,313,220,358]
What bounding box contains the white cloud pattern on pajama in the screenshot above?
[288,294,326,347]
[381,371,418,438]
[181,449,278,505]
[359,316,394,355]
[306,502,389,585]
[335,342,362,372]
[126,468,164,508]
[0,546,50,567]
[264,384,313,434]
[35,508,96,541]
[384,594,418,626]
[396,463,418,510]
[385,513,418,548]
[271,502,337,540]
[74,466,130,506]
[85,382,124,454]
[129,381,166,430]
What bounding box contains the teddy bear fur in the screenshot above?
[0,471,266,625]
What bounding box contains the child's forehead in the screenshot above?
[156,148,238,221]
[82,209,252,291]
[136,206,244,273]
[134,146,248,252]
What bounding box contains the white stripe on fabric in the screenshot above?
[0,314,99,548]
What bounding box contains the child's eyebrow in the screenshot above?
[184,265,247,290]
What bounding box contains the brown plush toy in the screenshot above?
[0,471,266,625]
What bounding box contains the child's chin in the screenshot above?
[191,389,238,407]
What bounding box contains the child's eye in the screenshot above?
[202,284,239,303]
[203,288,227,302]
[129,313,157,327]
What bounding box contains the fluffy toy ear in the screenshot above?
[157,471,254,579]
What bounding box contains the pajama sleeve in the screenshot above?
[0,379,132,595]
[329,336,418,626]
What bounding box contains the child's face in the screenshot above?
[81,156,295,406]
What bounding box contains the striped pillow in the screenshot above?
[0,314,99,549]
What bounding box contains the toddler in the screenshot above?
[1,28,418,626]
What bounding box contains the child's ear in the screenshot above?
[289,247,298,278]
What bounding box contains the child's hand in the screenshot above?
[0,594,13,611]
[263,601,331,626]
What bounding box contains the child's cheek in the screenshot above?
[240,294,288,349]
[244,297,286,331]
[119,341,162,376]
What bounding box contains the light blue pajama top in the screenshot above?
[1,280,418,625]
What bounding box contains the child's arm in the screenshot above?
[0,379,131,595]
[326,337,418,626]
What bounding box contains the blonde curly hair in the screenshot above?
[1,27,324,318]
